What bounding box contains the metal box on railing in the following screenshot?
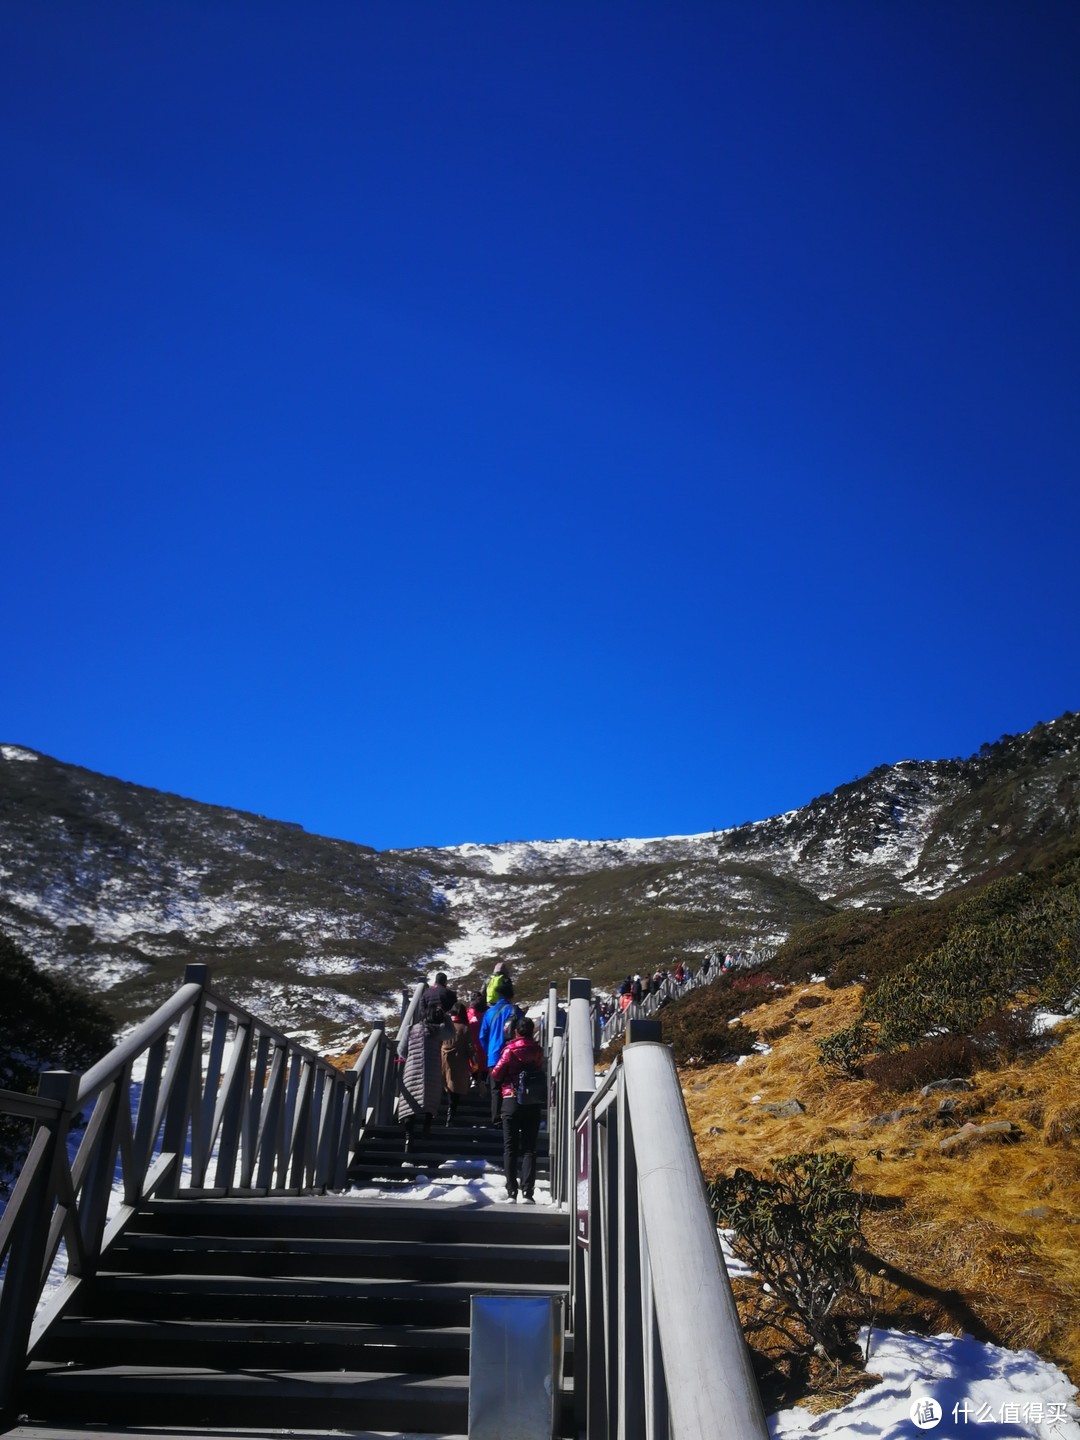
[468,1293,564,1440]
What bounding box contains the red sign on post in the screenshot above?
[575,1116,590,1248]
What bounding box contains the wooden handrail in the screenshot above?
[0,963,378,1410]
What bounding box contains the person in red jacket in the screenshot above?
[465,991,489,1092]
[490,1016,546,1203]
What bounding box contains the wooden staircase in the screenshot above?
[5,1093,572,1439]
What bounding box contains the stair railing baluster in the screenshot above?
[130,1032,167,1195]
[193,1008,231,1190]
[240,1030,272,1190]
[159,967,210,1198]
[255,1042,288,1193]
[213,1015,253,1193]
[306,1065,327,1190]
[280,1052,303,1191]
[286,1058,313,1193]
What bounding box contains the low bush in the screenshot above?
[772,903,958,991]
[969,1007,1038,1061]
[731,971,783,993]
[817,1021,872,1078]
[861,1034,977,1092]
[653,981,762,1064]
[708,1151,865,1358]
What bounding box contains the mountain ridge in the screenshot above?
[1,713,1077,1046]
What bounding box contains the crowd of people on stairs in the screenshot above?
[394,962,547,1201]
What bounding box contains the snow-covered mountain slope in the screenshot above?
[0,745,455,1045]
[401,714,1080,999]
[1,714,1077,1047]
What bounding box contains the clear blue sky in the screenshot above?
[3,2,1078,851]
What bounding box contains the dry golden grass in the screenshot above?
[680,982,1080,1385]
[324,1043,365,1073]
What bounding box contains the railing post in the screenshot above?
[566,977,595,1440]
[0,1070,78,1414]
[332,1071,358,1189]
[544,982,559,1058]
[567,977,594,1123]
[622,1041,770,1439]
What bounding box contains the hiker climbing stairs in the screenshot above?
[347,1084,550,1190]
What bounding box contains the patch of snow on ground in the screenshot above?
[719,1228,756,1280]
[769,1328,1079,1440]
[423,878,532,977]
[0,745,38,762]
[346,1171,554,1208]
[1032,1012,1071,1035]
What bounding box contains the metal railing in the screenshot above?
[0,963,381,1411]
[3,963,773,1436]
[548,976,771,1440]
[599,949,777,1047]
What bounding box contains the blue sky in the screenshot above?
[3,2,1078,851]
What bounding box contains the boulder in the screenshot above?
[755,1098,805,1118]
[939,1120,1020,1153]
[920,1077,974,1097]
[868,1107,919,1127]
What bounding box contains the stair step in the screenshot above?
[21,1364,575,1435]
[361,1134,545,1155]
[78,1273,570,1328]
[21,1364,474,1432]
[34,1319,577,1379]
[2,1428,467,1440]
[36,1319,474,1374]
[104,1234,568,1283]
[133,1197,568,1245]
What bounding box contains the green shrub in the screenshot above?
[862,874,1080,1052]
[863,926,1004,1049]
[1021,889,1079,1014]
[817,1021,872,1078]
[708,1151,865,1357]
[950,873,1034,928]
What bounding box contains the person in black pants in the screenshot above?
[490,1016,546,1202]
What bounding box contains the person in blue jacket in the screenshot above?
[478,983,518,1125]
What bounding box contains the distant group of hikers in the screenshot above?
[596,950,739,1023]
[395,960,546,1202]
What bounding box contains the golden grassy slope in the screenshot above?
[679,982,1080,1382]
